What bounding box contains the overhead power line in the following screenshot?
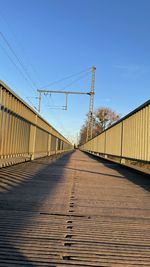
[0,12,42,86]
[0,42,36,89]
[0,31,38,90]
[61,71,91,91]
[36,66,96,142]
[37,67,92,90]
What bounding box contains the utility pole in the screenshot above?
[86,66,96,142]
[36,66,96,143]
[38,92,42,113]
[37,90,91,113]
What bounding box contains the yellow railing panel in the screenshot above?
[80,100,150,165]
[0,81,73,167]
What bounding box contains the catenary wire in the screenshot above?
[37,67,92,90]
[0,31,37,90]
[0,42,36,89]
[61,71,91,91]
[0,12,42,86]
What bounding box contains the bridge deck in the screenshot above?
[0,150,150,267]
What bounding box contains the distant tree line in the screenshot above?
[79,107,121,145]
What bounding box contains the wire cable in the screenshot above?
[0,12,42,86]
[46,94,71,138]
[0,31,37,90]
[37,67,92,90]
[0,42,36,89]
[61,71,91,91]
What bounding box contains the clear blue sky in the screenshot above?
[0,0,150,143]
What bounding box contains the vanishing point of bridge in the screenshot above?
[0,81,150,266]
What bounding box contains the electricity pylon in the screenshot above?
[37,66,96,142]
[86,66,96,142]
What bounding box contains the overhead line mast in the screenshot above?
[37,66,96,142]
[86,66,96,142]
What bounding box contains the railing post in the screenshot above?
[104,131,107,159]
[29,115,37,160]
[48,134,51,156]
[148,105,150,162]
[120,121,125,164]
[0,86,2,166]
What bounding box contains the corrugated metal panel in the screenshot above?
[0,81,73,167]
[80,100,150,164]
[105,122,122,156]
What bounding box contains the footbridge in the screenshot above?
[0,81,150,267]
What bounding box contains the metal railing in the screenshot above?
[80,100,150,170]
[0,81,73,167]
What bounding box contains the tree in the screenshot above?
[79,122,88,146]
[79,107,120,145]
[94,107,120,131]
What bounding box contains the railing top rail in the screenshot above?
[122,99,150,120]
[0,80,36,113]
[0,80,70,144]
[84,98,150,143]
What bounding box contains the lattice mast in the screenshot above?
[86,66,96,142]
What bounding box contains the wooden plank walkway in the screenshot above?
[0,150,150,267]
